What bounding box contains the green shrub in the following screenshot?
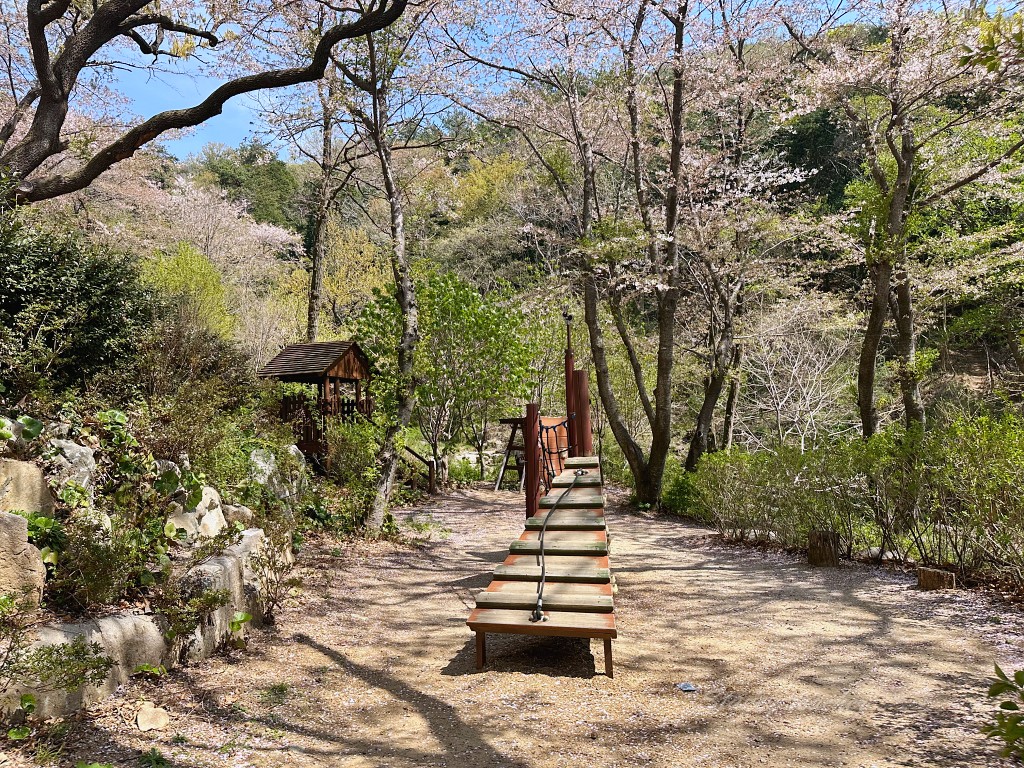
[687,415,1024,585]
[323,418,383,530]
[983,665,1024,759]
[660,456,702,519]
[447,456,480,484]
[0,594,112,699]
[0,211,152,398]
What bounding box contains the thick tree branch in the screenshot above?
[11,0,408,202]
[920,134,1024,205]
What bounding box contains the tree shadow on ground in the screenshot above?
[441,634,597,678]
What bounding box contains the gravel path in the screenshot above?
[24,486,1024,767]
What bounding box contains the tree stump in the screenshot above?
[808,530,840,567]
[918,567,956,590]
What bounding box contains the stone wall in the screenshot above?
[3,528,269,719]
[0,428,305,720]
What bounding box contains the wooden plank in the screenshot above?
[483,580,613,597]
[475,588,614,613]
[503,554,610,568]
[565,456,600,469]
[524,513,606,531]
[551,473,602,487]
[467,608,617,639]
[509,540,608,556]
[493,565,611,584]
[518,530,607,543]
[540,490,604,509]
[510,530,608,556]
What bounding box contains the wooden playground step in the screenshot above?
[551,472,602,488]
[525,510,606,531]
[474,581,614,613]
[493,563,611,584]
[540,488,604,509]
[469,453,615,676]
[467,608,617,639]
[564,456,600,470]
[509,530,608,556]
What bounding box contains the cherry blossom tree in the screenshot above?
[786,0,1024,436]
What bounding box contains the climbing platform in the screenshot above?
[467,459,617,676]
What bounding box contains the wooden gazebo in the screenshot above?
[258,341,372,456]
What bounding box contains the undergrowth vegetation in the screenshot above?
[665,415,1024,587]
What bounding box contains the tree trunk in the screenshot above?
[892,266,926,430]
[808,530,840,567]
[582,274,650,490]
[580,0,686,507]
[369,139,418,532]
[722,344,742,451]
[685,364,729,471]
[857,259,893,438]
[306,88,336,343]
[306,206,329,342]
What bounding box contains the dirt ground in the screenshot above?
[10,486,1024,768]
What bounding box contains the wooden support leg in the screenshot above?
[475,631,486,670]
[604,638,613,678]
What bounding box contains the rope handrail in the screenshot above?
[530,468,589,623]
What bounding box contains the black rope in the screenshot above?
[538,419,570,494]
[530,468,588,622]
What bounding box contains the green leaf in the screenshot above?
[999,701,1020,711]
[228,611,252,633]
[7,725,30,740]
[996,664,1010,682]
[164,521,179,538]
[155,470,180,497]
[19,693,36,714]
[16,415,43,440]
[39,546,58,566]
[1014,669,1024,686]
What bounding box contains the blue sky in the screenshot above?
[116,66,276,161]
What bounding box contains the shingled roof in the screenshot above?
[258,341,367,381]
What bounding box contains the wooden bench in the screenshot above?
[467,457,618,676]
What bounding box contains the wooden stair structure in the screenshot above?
[467,455,618,676]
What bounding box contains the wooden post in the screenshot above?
[525,403,540,520]
[574,369,593,456]
[427,460,437,495]
[564,316,577,458]
[604,638,613,678]
[475,631,486,669]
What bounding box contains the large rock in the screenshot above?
[166,501,198,538]
[250,447,306,509]
[0,512,46,608]
[2,526,277,719]
[222,504,255,527]
[166,486,227,540]
[0,459,54,515]
[47,439,96,493]
[21,612,168,718]
[179,528,266,662]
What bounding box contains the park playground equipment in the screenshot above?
[467,317,617,676]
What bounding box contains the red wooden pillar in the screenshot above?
[525,403,540,519]
[574,369,593,456]
[565,350,573,462]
